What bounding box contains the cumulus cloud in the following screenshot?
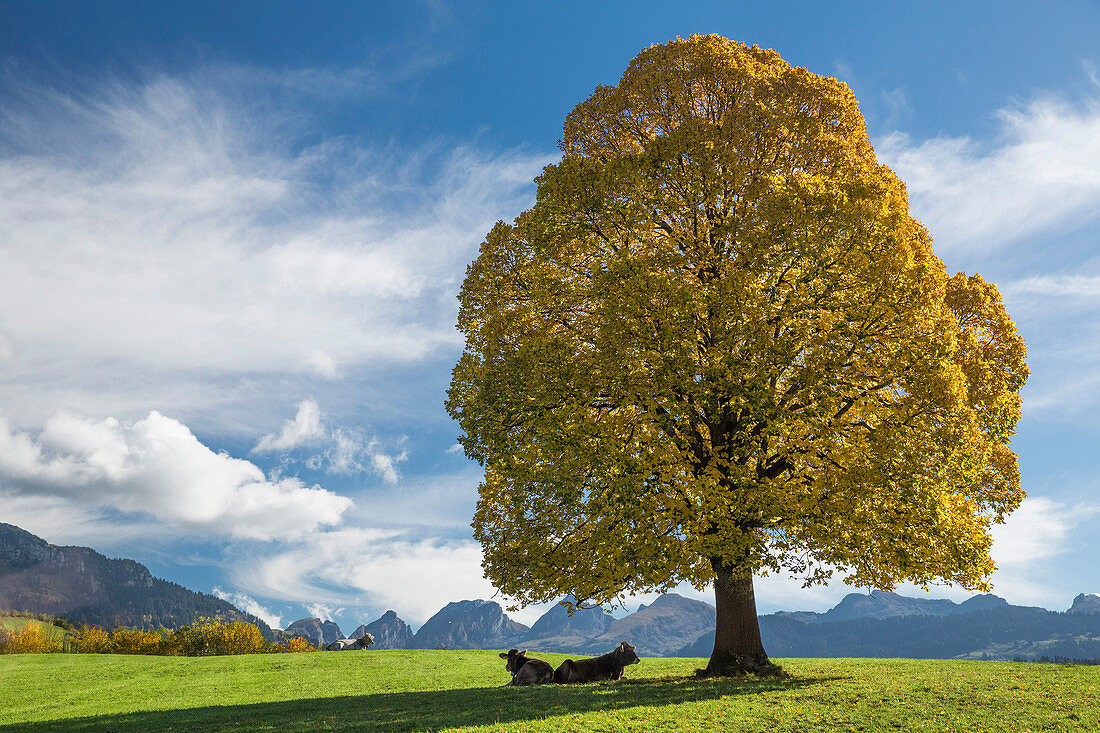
[212,587,283,629]
[252,399,326,453]
[0,411,351,540]
[253,400,408,483]
[0,69,551,430]
[877,96,1100,254]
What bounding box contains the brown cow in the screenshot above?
[553,641,640,683]
[499,648,555,686]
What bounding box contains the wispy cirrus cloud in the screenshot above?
[1010,274,1100,298]
[878,90,1100,418]
[985,497,1099,606]
[0,68,552,432]
[1000,271,1100,416]
[877,96,1100,255]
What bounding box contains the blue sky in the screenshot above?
[1,1,1099,630]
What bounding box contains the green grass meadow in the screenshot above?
[1,651,1097,732]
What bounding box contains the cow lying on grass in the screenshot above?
[499,648,555,685]
[554,641,640,683]
[324,634,374,651]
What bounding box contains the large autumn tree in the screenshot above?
[447,35,1027,676]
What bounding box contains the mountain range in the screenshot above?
[3,522,1098,661]
[678,591,1100,660]
[279,590,1100,662]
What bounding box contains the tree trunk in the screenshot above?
[699,557,783,677]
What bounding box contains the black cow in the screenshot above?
[553,641,640,683]
[499,648,555,685]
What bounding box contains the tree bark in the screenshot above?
[699,557,783,677]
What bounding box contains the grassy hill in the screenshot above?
[0,613,66,640]
[0,651,1096,731]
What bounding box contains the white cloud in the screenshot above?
[252,399,326,453]
[212,587,283,629]
[1010,275,1100,298]
[982,498,1099,605]
[305,602,344,623]
[1000,273,1100,416]
[877,97,1100,254]
[363,438,408,484]
[325,429,368,475]
[881,498,1100,608]
[235,526,501,626]
[253,400,408,483]
[353,469,481,530]
[0,411,351,540]
[0,69,551,431]
[989,497,1095,568]
[0,492,157,549]
[445,443,463,454]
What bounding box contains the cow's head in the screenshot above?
[358,633,375,648]
[615,641,641,665]
[498,648,529,674]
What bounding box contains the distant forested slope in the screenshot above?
[0,523,271,636]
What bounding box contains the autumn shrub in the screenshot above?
[270,635,315,653]
[157,618,272,656]
[0,622,64,654]
[197,618,268,655]
[2,613,284,656]
[70,625,113,654]
[110,627,166,655]
[160,625,198,656]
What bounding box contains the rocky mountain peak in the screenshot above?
[351,609,414,649]
[525,597,613,640]
[285,617,344,646]
[1068,593,1100,614]
[408,599,528,650]
[587,592,715,657]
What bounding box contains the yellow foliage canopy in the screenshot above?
[448,35,1027,608]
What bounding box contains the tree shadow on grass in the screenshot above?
[1,674,840,732]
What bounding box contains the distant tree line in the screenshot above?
[1011,656,1100,666]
